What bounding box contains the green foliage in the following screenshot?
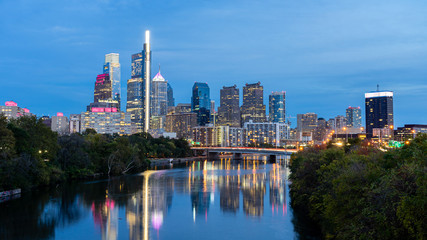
[0,116,192,191]
[290,134,427,240]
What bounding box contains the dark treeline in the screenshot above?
[0,115,192,191]
[290,134,426,240]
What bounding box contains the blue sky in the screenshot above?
[1,0,426,127]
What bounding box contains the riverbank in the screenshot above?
[289,134,426,239]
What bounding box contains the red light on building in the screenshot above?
[23,108,30,113]
[57,112,64,116]
[5,101,17,106]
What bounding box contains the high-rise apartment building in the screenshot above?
[191,82,210,126]
[335,115,347,133]
[165,105,197,139]
[127,30,151,132]
[244,120,289,147]
[346,106,362,128]
[69,114,81,134]
[151,70,168,117]
[269,91,286,123]
[365,89,394,137]
[51,112,69,135]
[80,109,132,135]
[241,82,266,125]
[297,113,318,132]
[218,85,240,127]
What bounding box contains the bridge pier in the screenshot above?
[268,155,276,163]
[233,153,243,160]
[208,151,219,160]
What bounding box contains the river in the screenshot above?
[0,155,319,240]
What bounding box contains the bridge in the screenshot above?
[191,147,297,162]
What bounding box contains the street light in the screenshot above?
[343,127,347,143]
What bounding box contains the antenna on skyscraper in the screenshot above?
[377,84,379,91]
[159,64,161,73]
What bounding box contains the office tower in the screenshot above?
[241,82,266,125]
[346,106,362,128]
[218,85,240,127]
[103,53,121,109]
[365,88,394,137]
[151,70,168,117]
[167,83,175,107]
[191,82,210,126]
[51,112,69,135]
[127,30,151,133]
[269,91,286,123]
[0,101,34,119]
[297,113,318,132]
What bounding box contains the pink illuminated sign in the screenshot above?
[91,107,118,113]
[5,101,17,107]
[23,108,30,113]
[57,112,64,116]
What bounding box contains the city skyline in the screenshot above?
[1,0,427,127]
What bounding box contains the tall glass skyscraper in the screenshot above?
[346,106,362,128]
[126,31,151,133]
[191,82,210,126]
[151,70,168,117]
[269,91,286,123]
[167,83,175,107]
[241,82,266,125]
[365,90,394,138]
[104,53,121,109]
[218,85,240,127]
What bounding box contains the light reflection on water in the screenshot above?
[0,155,304,240]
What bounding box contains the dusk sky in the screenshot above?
[1,0,426,127]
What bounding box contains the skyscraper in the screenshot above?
[191,82,210,126]
[151,70,167,117]
[269,91,286,123]
[103,53,121,109]
[218,85,240,127]
[167,83,175,107]
[126,30,151,133]
[346,106,362,128]
[365,88,394,138]
[240,82,266,125]
[297,113,318,132]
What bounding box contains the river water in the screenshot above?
[0,155,318,240]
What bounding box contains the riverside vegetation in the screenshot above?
[290,134,426,239]
[0,115,192,191]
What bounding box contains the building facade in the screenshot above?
[167,83,175,107]
[244,120,290,147]
[269,91,286,123]
[165,112,197,139]
[127,31,151,133]
[191,82,210,126]
[51,112,69,135]
[0,101,33,119]
[150,71,168,118]
[346,106,362,128]
[69,114,81,134]
[365,90,394,138]
[80,109,132,135]
[241,82,266,125]
[103,53,121,109]
[218,85,240,127]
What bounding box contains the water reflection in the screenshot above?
[0,156,297,240]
